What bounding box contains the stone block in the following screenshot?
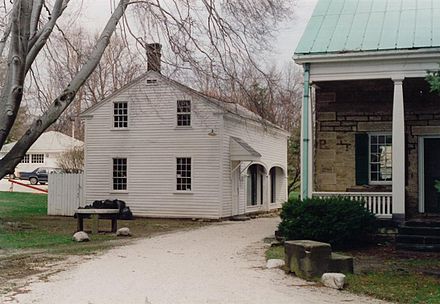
[316,149,336,161]
[321,273,346,290]
[328,253,354,274]
[345,115,368,121]
[266,259,285,269]
[334,126,356,132]
[428,120,440,126]
[318,163,334,174]
[340,121,357,127]
[318,112,336,121]
[412,126,440,136]
[321,121,341,127]
[316,173,336,186]
[317,132,337,141]
[72,231,90,242]
[318,138,336,150]
[284,240,332,280]
[358,121,392,132]
[116,227,132,236]
[419,114,434,120]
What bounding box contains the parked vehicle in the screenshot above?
[16,167,62,185]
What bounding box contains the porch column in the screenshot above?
[300,63,311,199]
[392,77,405,221]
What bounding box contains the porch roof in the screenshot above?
[230,137,261,161]
[295,0,440,56]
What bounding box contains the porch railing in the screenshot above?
[312,192,392,219]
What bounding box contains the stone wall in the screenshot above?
[314,79,440,217]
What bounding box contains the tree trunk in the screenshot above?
[0,0,129,178]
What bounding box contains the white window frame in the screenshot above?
[112,157,128,191]
[175,157,192,192]
[176,100,191,127]
[368,133,392,185]
[31,154,45,164]
[113,101,129,129]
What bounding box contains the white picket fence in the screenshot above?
[312,192,393,218]
[48,173,84,216]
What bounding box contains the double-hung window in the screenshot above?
[369,134,392,184]
[31,154,44,164]
[113,158,127,191]
[114,102,128,128]
[176,157,191,191]
[177,100,191,127]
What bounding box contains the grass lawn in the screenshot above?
[265,244,440,304]
[0,191,206,294]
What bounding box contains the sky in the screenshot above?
[73,0,318,67]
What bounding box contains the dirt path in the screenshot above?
[3,217,388,304]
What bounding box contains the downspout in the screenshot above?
[300,63,311,199]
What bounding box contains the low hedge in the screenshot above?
[278,197,377,249]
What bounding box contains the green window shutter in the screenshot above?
[355,133,369,186]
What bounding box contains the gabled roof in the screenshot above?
[80,70,288,135]
[295,0,440,56]
[230,136,262,161]
[0,131,83,153]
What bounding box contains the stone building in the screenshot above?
[295,0,440,222]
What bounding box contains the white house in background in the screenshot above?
[80,50,288,219]
[0,131,83,174]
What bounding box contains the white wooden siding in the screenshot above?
[84,75,223,218]
[221,116,288,217]
[48,173,84,216]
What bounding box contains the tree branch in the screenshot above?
[29,0,44,39]
[0,0,129,177]
[25,0,68,74]
[0,1,15,58]
[0,0,32,148]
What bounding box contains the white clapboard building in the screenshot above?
[0,131,83,174]
[80,46,288,219]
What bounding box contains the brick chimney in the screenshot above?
[146,43,162,73]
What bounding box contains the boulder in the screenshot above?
[321,273,346,290]
[329,253,354,274]
[266,259,285,269]
[285,240,332,280]
[116,227,131,236]
[72,231,89,242]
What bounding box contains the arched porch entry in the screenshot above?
[269,166,286,205]
[247,164,267,207]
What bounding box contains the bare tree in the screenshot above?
[0,0,294,179]
[193,62,303,190]
[0,0,130,177]
[30,28,144,139]
[57,146,84,173]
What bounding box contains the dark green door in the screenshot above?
[424,138,440,213]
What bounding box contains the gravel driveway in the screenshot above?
[5,217,387,304]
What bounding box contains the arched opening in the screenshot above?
[270,166,285,204]
[247,164,266,206]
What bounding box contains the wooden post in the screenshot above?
[92,214,99,234]
[392,77,406,222]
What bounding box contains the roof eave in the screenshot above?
[294,48,440,65]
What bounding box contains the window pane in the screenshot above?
[176,157,191,191]
[31,154,44,163]
[177,100,191,126]
[113,102,128,128]
[369,135,392,183]
[113,158,127,190]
